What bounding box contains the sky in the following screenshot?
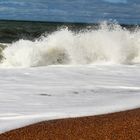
[0,0,140,24]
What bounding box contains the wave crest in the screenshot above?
[1,22,140,67]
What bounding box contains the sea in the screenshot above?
[0,0,140,67]
[0,0,140,134]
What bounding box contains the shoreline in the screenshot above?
[1,108,140,140]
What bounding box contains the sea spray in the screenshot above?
[1,22,140,67]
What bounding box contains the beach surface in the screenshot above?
[1,108,140,140]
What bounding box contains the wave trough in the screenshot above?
[0,22,140,67]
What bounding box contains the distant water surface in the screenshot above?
[0,0,140,24]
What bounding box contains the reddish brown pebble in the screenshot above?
[0,108,140,140]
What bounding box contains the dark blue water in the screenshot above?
[0,0,140,24]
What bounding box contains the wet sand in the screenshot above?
[0,108,140,140]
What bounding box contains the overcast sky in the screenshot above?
[0,0,140,24]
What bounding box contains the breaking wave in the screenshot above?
[0,22,140,67]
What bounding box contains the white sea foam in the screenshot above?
[1,22,140,67]
[0,65,140,133]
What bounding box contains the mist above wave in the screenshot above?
[0,22,140,67]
